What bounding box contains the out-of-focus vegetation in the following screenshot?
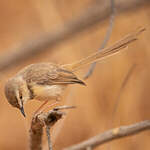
[0,0,149,150]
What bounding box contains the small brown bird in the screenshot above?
[5,27,145,117]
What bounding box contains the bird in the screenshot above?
[4,27,145,117]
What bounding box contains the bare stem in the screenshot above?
[64,120,150,150]
[111,64,136,125]
[46,125,53,150]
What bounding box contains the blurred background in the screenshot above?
[0,0,150,150]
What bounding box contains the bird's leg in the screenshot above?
[34,100,49,115]
[40,101,59,112]
[34,96,62,116]
[41,96,61,112]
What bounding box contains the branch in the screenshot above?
[0,0,148,72]
[64,120,150,150]
[29,106,75,150]
[84,0,115,79]
[45,126,53,150]
[29,107,65,150]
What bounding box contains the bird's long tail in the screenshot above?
[62,27,145,72]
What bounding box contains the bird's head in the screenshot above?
[5,76,30,117]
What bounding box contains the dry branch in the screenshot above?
[29,108,65,150]
[0,0,148,72]
[46,125,53,150]
[64,120,150,150]
[29,106,75,150]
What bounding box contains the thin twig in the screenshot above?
[52,87,76,144]
[84,0,115,79]
[53,105,76,111]
[63,120,150,150]
[46,126,53,150]
[0,0,148,72]
[111,64,136,125]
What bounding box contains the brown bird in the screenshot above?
[5,27,145,117]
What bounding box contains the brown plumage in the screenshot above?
[4,27,145,117]
[19,63,85,86]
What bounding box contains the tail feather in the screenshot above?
[63,27,145,71]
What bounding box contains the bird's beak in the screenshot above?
[20,106,26,117]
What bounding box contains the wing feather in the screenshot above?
[17,63,85,85]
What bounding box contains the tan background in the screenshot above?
[0,0,150,150]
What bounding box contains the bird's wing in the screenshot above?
[19,63,85,86]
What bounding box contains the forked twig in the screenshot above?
[30,106,75,150]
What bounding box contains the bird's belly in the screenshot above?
[31,84,67,101]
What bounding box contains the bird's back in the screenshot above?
[16,63,85,86]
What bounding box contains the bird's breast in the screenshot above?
[31,84,67,101]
